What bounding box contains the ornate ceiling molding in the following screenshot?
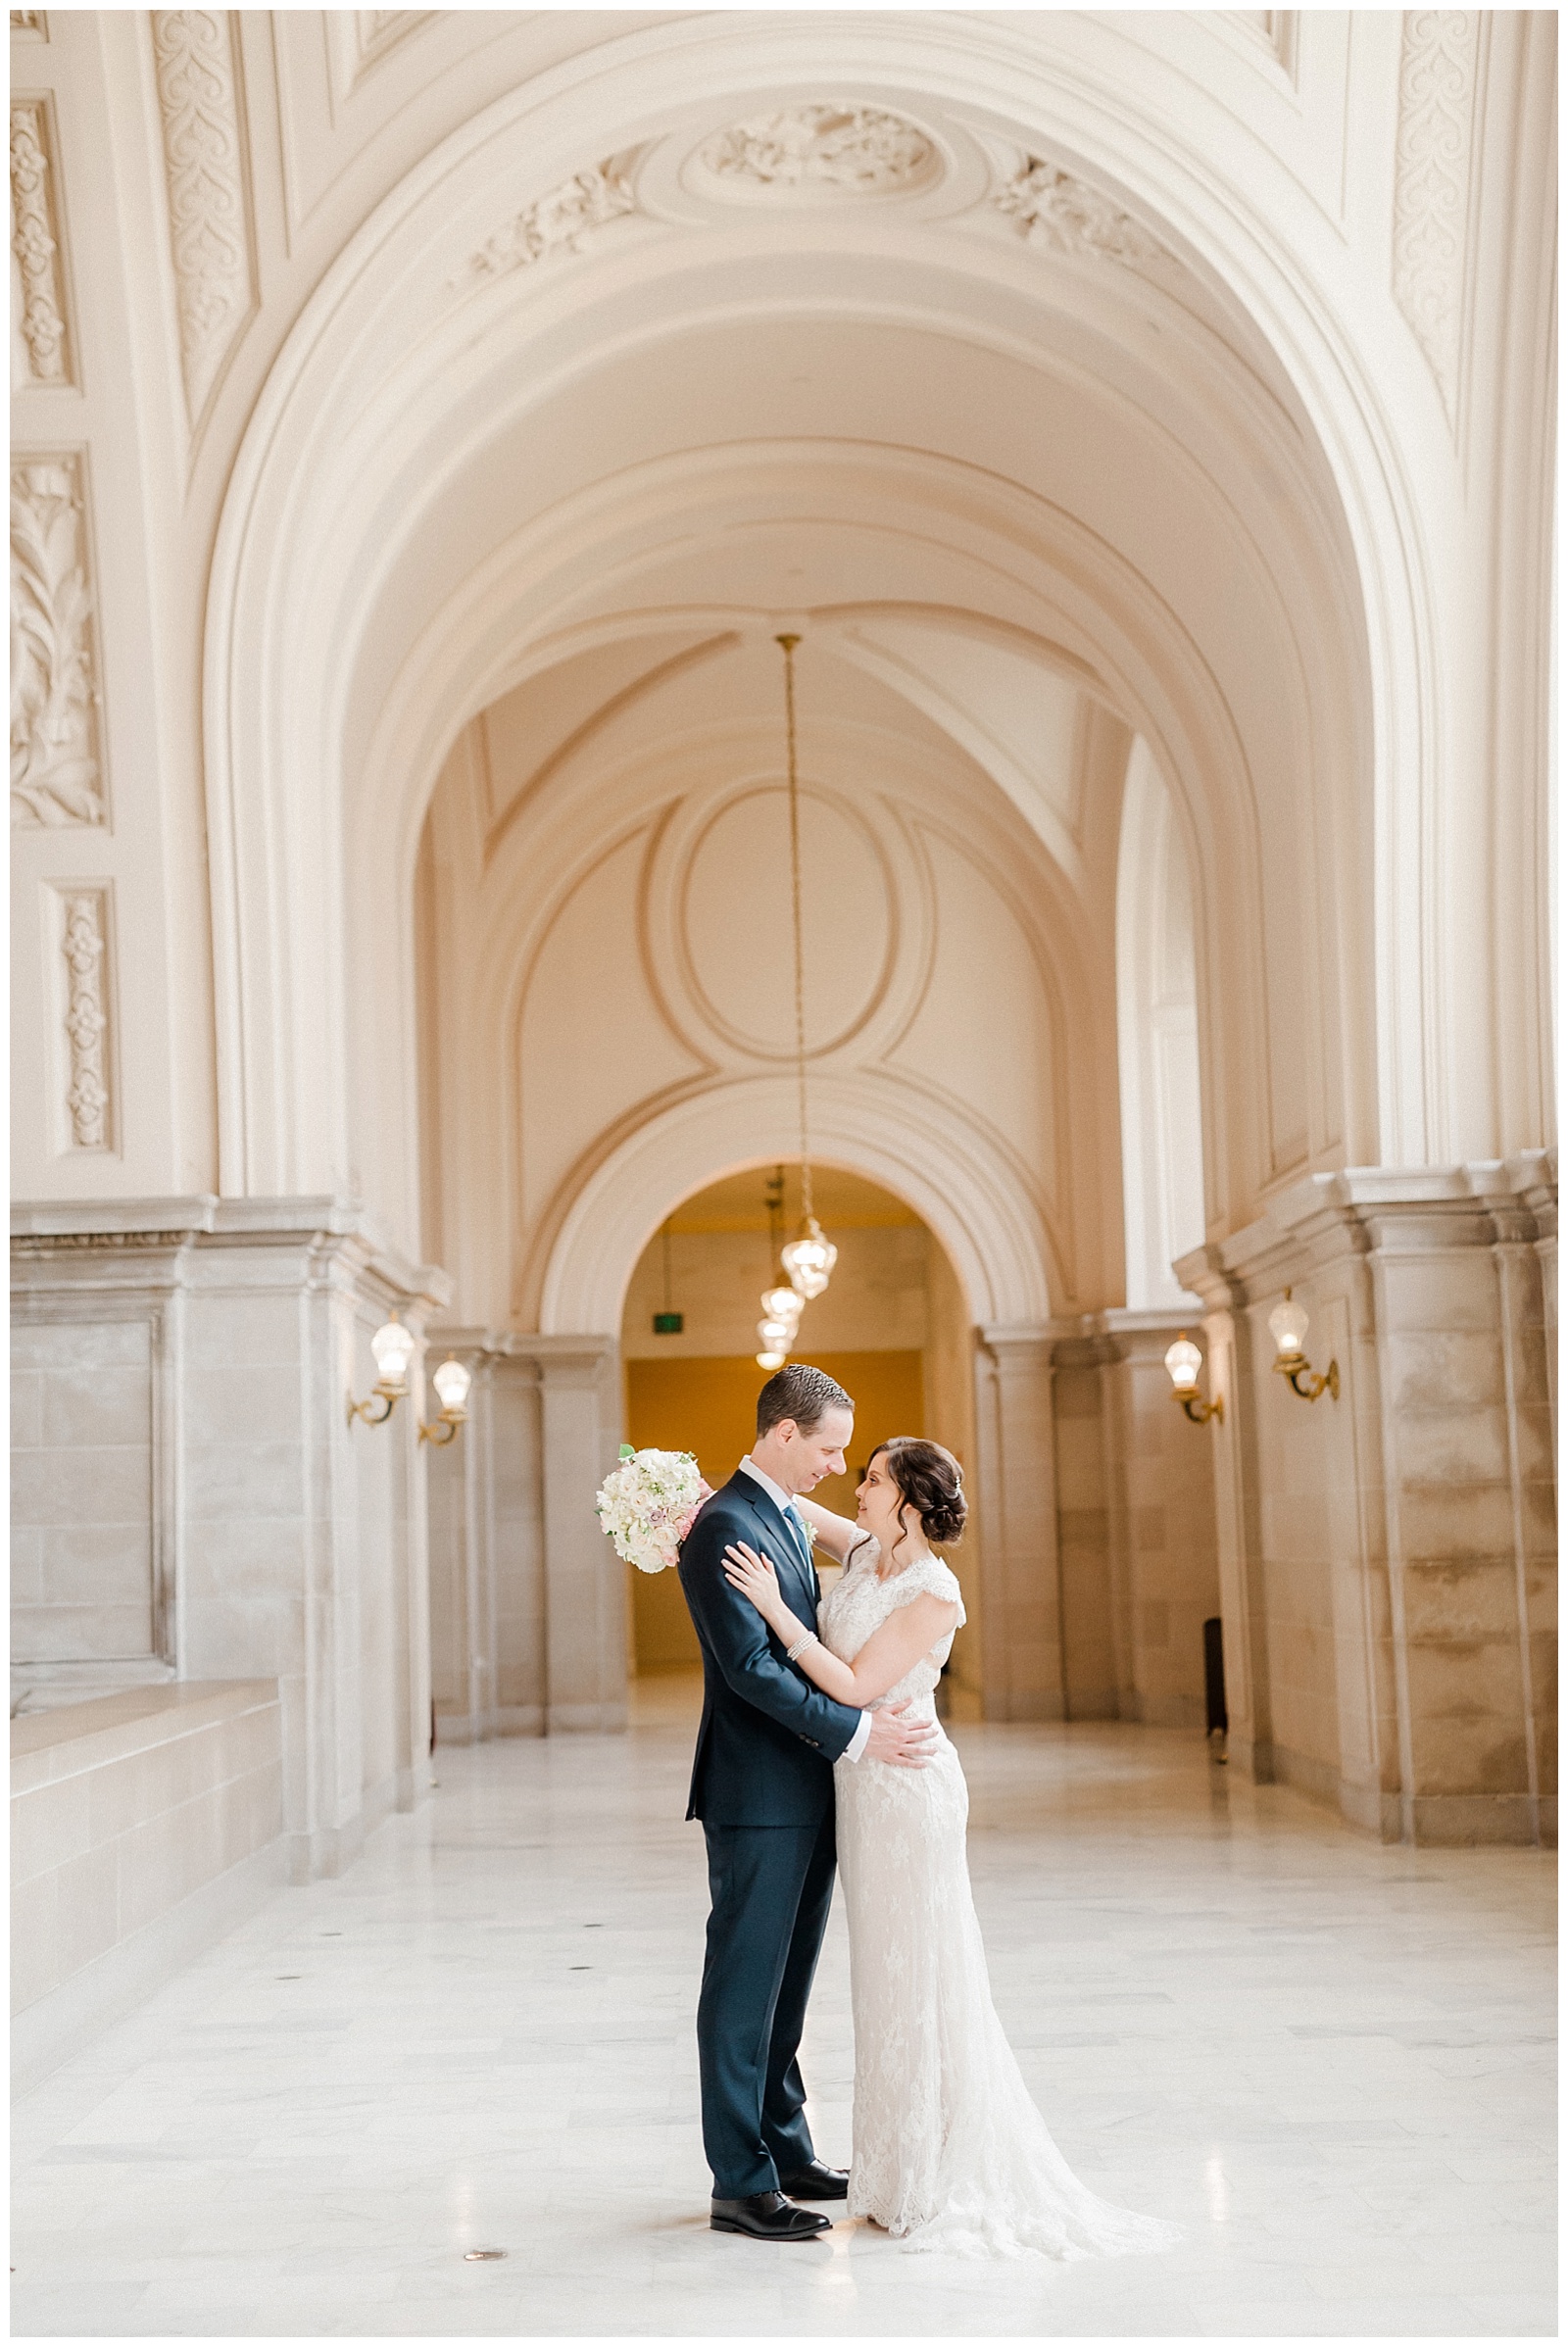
[693,104,941,201]
[993,155,1167,269]
[1392,10,1480,424]
[460,152,642,285]
[9,96,73,385]
[10,452,107,829]
[353,10,430,83]
[151,10,256,424]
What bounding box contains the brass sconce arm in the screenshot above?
[417,1406,467,1446]
[347,1381,404,1429]
[1174,1389,1224,1426]
[1273,1352,1340,1403]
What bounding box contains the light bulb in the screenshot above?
[1267,1290,1310,1360]
[759,1316,794,1349]
[1164,1335,1202,1394]
[757,1349,786,1371]
[369,1316,416,1388]
[760,1287,804,1327]
[432,1357,471,1413]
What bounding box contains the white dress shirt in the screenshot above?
[737,1456,871,1763]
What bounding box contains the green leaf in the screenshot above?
[619,1443,636,1459]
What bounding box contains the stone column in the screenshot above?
[532,1340,626,1733]
[972,1327,1062,1720]
[1097,1310,1222,1731]
[425,1331,625,1736]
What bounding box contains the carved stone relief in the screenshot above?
[11,453,106,828]
[1393,10,1480,422]
[695,105,939,199]
[150,10,255,421]
[10,96,72,384]
[994,157,1167,269]
[55,883,113,1149]
[461,155,640,283]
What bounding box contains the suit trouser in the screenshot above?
[697,1810,837,2198]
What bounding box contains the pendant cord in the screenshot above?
[778,633,812,1226]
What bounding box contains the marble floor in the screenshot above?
[12,1677,1557,2339]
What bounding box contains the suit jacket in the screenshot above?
[677,1469,862,1827]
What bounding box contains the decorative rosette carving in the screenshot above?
[696,105,939,199]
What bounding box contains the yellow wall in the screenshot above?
[624,1349,925,1672]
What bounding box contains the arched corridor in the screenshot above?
[12,1697,1553,2337]
[10,12,1556,2321]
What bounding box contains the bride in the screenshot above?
[722,1435,1182,2261]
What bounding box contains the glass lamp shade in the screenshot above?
[758,1316,794,1349]
[760,1287,805,1328]
[369,1316,416,1387]
[756,1349,786,1371]
[1268,1292,1311,1359]
[781,1217,837,1300]
[1164,1335,1202,1394]
[431,1357,471,1414]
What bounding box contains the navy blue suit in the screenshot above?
[677,1470,862,2196]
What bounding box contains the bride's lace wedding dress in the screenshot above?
[820,1540,1182,2260]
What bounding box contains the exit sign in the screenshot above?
[653,1311,683,1335]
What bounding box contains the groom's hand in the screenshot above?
[864,1700,939,1768]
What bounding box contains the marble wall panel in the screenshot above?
[10,1314,155,1665]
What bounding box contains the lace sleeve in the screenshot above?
[885,1556,965,1629]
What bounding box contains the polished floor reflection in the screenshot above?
[12,1677,1556,2338]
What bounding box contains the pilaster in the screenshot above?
[973,1327,1061,1720]
[426,1329,625,1736]
[1179,1152,1557,1845]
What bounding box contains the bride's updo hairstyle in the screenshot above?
[871,1437,967,1557]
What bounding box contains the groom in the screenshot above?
[677,1362,937,2241]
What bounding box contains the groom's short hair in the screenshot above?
[757,1363,853,1439]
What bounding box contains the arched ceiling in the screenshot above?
[211,42,1385,1243]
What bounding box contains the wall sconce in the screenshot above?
[1267,1289,1339,1401]
[348,1323,472,1442]
[348,1314,416,1427]
[1164,1333,1223,1424]
[418,1356,472,1446]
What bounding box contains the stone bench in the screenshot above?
[12,1680,285,2094]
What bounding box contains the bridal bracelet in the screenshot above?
[786,1632,817,1663]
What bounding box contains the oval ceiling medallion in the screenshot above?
[677,783,895,1062]
[692,105,943,204]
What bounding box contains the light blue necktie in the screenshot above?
[778,1503,814,1581]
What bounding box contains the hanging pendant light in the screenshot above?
[775,632,838,1303]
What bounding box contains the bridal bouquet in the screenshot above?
[595,1444,710,1574]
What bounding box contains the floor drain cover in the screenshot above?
[464,2249,507,2262]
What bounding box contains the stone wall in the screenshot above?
[11,1202,449,1880]
[1180,1154,1557,1846]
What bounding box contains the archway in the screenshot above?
[618,1163,968,1686]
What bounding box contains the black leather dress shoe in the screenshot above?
[710,2190,830,2240]
[775,2161,850,2200]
